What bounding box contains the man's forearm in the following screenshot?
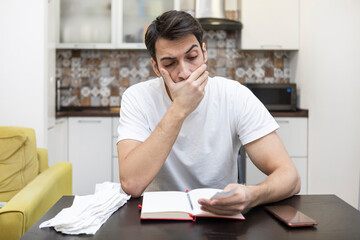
[248,164,301,208]
[119,103,187,197]
[243,132,301,209]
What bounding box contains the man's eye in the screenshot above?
[189,55,198,60]
[164,62,174,68]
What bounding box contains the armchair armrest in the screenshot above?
[0,162,72,240]
[37,148,49,173]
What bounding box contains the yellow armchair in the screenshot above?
[0,127,72,240]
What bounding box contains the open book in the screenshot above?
[140,188,245,221]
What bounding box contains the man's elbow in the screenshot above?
[292,170,301,195]
[120,177,144,198]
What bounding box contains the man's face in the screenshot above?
[151,34,207,83]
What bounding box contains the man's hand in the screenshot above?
[197,132,301,216]
[161,64,209,117]
[198,184,253,216]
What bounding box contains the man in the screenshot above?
[117,10,300,216]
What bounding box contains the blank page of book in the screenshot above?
[141,191,192,214]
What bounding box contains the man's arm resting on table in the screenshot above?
[117,104,186,198]
[199,131,301,215]
[244,131,301,206]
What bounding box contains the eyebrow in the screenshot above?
[159,44,199,62]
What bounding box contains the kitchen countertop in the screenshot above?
[56,108,308,118]
[270,109,308,117]
[56,108,120,118]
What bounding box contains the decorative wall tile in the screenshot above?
[56,31,291,109]
[56,49,155,109]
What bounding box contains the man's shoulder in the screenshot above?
[124,77,163,96]
[208,76,248,94]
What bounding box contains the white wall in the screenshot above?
[0,0,49,147]
[296,0,360,207]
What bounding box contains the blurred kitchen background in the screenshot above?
[1,0,359,209]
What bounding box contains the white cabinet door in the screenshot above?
[275,117,308,157]
[48,118,68,167]
[112,157,120,183]
[112,117,120,183]
[55,0,180,49]
[241,0,299,50]
[292,157,307,194]
[69,117,112,195]
[116,0,177,49]
[55,0,116,49]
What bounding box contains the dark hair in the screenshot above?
[145,10,204,63]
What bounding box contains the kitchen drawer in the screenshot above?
[246,157,307,194]
[275,117,308,157]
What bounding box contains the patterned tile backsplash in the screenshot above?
[56,30,291,109]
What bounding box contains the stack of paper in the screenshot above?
[39,182,130,235]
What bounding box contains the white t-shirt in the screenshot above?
[117,76,279,192]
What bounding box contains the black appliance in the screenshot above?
[246,83,297,112]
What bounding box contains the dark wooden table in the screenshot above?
[21,194,360,240]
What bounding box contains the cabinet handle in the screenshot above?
[74,44,97,48]
[261,45,282,49]
[78,120,102,124]
[56,119,66,124]
[277,120,290,124]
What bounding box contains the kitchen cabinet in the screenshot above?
[275,117,307,156]
[59,115,307,194]
[117,0,178,49]
[55,0,180,49]
[241,0,299,50]
[48,118,68,167]
[112,117,120,183]
[68,117,112,195]
[246,117,308,194]
[56,0,116,49]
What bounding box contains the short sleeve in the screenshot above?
[235,86,279,145]
[117,88,151,143]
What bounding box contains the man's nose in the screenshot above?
[177,61,191,82]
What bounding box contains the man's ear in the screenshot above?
[151,58,161,77]
[202,42,208,63]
